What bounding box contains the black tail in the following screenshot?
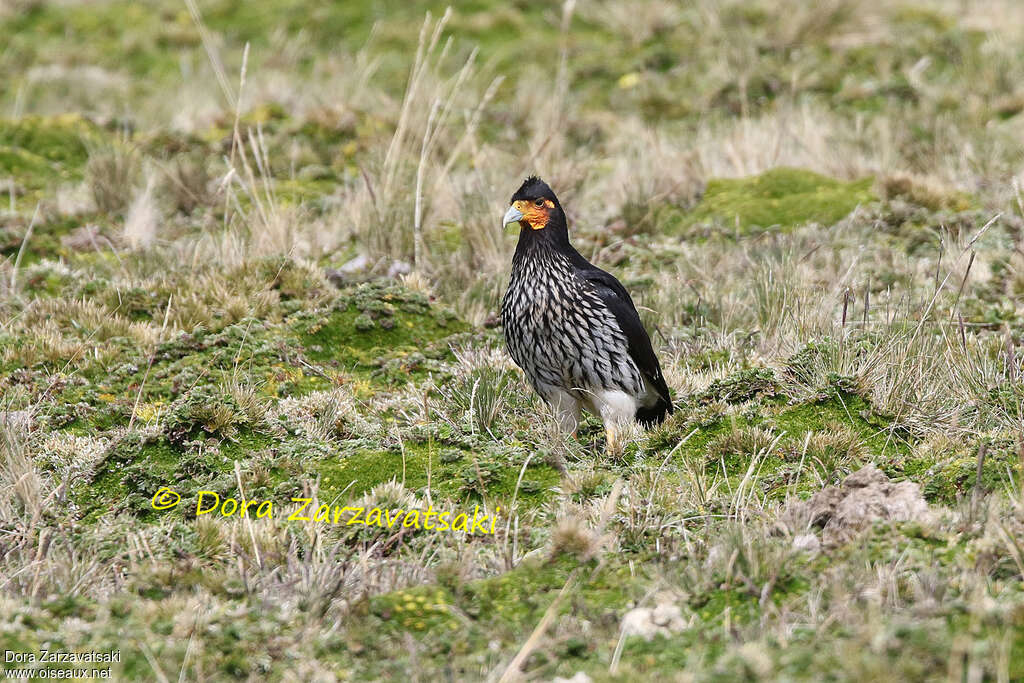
[635,393,673,427]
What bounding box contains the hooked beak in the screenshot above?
[502,204,524,227]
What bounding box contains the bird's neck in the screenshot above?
[512,222,579,267]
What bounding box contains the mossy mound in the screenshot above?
[0,214,115,266]
[318,443,561,503]
[0,115,103,208]
[364,557,642,669]
[906,435,1024,506]
[295,281,470,370]
[164,385,252,447]
[9,278,470,430]
[647,375,913,499]
[697,367,780,405]
[689,167,875,232]
[0,114,98,170]
[81,427,273,521]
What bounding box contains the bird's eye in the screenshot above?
[534,199,545,207]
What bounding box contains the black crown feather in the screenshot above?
[511,175,556,203]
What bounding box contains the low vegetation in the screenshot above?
[3,0,1024,680]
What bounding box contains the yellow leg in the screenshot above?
[605,424,620,455]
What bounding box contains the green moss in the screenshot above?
[914,440,1023,505]
[0,146,54,182]
[688,168,875,232]
[79,426,273,522]
[79,431,183,521]
[832,522,962,570]
[769,393,909,457]
[316,442,560,503]
[649,390,912,499]
[369,556,641,653]
[115,319,332,404]
[0,114,104,211]
[297,282,469,370]
[0,114,98,168]
[371,587,459,634]
[0,214,111,267]
[4,278,472,438]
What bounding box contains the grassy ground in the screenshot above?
[3,0,1024,680]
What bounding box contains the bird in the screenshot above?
[500,175,673,452]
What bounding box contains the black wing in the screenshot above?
[578,266,673,425]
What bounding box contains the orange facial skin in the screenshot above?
[511,198,556,230]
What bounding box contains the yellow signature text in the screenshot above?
[191,492,499,535]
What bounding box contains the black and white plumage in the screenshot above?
[500,176,672,448]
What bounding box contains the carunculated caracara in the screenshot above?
[500,176,673,451]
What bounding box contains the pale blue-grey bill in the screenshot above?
[503,205,524,227]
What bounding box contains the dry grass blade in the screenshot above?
[496,570,579,682]
[8,202,39,291]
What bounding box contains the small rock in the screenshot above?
[704,544,727,568]
[553,673,592,683]
[326,254,375,288]
[340,254,370,274]
[792,533,820,554]
[737,642,774,677]
[387,260,411,278]
[61,223,102,252]
[620,603,686,641]
[323,268,346,288]
[797,465,933,545]
[650,603,682,627]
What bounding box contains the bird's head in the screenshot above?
[503,175,565,234]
